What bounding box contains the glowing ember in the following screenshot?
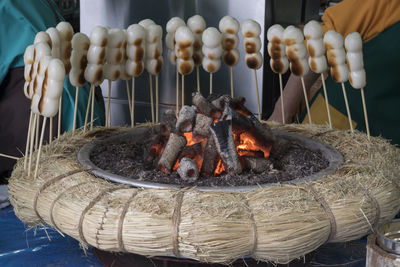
[214,159,225,176]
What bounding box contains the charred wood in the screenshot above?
[176,105,196,132]
[193,114,213,137]
[158,133,187,174]
[192,92,222,120]
[201,136,219,176]
[177,157,199,182]
[210,120,242,175]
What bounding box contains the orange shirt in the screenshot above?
[322,0,400,42]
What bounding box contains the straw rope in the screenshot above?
[118,190,139,252]
[33,168,91,224]
[78,186,125,245]
[172,191,185,257]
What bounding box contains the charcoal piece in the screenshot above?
[176,105,196,132]
[192,92,222,120]
[193,114,213,137]
[210,120,242,175]
[158,133,187,174]
[243,156,273,173]
[248,115,275,144]
[201,137,219,176]
[161,109,177,134]
[211,95,232,110]
[230,96,253,116]
[177,157,199,182]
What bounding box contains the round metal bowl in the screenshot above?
[377,219,400,255]
[77,126,344,192]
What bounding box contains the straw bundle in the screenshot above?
[8,123,400,264]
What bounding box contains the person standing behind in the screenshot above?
[269,0,400,145]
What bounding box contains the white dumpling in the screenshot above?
[71,32,90,51]
[345,32,363,52]
[126,59,144,77]
[166,17,185,33]
[219,16,240,34]
[87,46,106,64]
[202,27,222,48]
[175,45,193,60]
[103,63,121,81]
[187,15,206,34]
[308,56,328,73]
[89,26,108,46]
[283,26,304,45]
[34,31,52,48]
[84,63,103,85]
[56,21,74,41]
[222,49,239,66]
[165,32,175,49]
[323,30,344,49]
[346,52,364,71]
[306,39,325,57]
[327,48,346,66]
[139,19,155,29]
[241,20,261,37]
[34,42,52,60]
[221,33,239,50]
[245,52,263,69]
[289,57,309,77]
[244,37,261,54]
[146,42,163,59]
[146,24,162,43]
[270,57,289,74]
[330,64,349,83]
[167,49,177,65]
[126,24,146,44]
[202,45,223,60]
[175,26,194,43]
[126,45,145,61]
[303,20,323,40]
[202,57,221,73]
[107,28,125,48]
[177,58,195,75]
[267,24,284,42]
[349,69,366,89]
[267,42,285,59]
[145,58,163,75]
[46,27,61,58]
[286,43,308,59]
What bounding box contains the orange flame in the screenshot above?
[214,159,225,176]
[236,132,271,158]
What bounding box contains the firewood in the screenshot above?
[201,136,219,176]
[210,120,242,175]
[158,133,187,174]
[176,105,196,132]
[248,115,275,144]
[178,142,203,161]
[230,96,252,116]
[193,114,213,137]
[243,156,273,173]
[161,109,177,134]
[211,94,232,110]
[192,92,222,120]
[177,157,199,182]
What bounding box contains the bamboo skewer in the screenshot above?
[73,86,79,133]
[360,88,370,140]
[90,84,95,131]
[34,117,47,179]
[0,153,19,160]
[156,75,159,123]
[24,112,33,170]
[321,73,332,129]
[125,80,132,122]
[253,70,261,121]
[278,74,285,124]
[83,85,92,133]
[230,67,234,98]
[131,78,135,127]
[181,75,185,107]
[176,71,180,111]
[49,117,53,144]
[300,77,312,124]
[35,115,39,150]
[106,80,111,127]
[149,73,154,123]
[196,66,200,92]
[57,95,62,138]
[209,73,213,95]
[341,82,354,133]
[28,113,38,177]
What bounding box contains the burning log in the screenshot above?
[248,115,275,144]
[177,157,199,182]
[193,114,213,137]
[201,136,219,176]
[210,120,242,175]
[178,142,203,161]
[192,92,222,120]
[158,133,187,174]
[176,105,196,132]
[243,156,273,173]
[230,96,252,116]
[211,94,232,110]
[161,109,177,135]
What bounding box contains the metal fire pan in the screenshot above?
[377,219,400,255]
[78,126,343,192]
